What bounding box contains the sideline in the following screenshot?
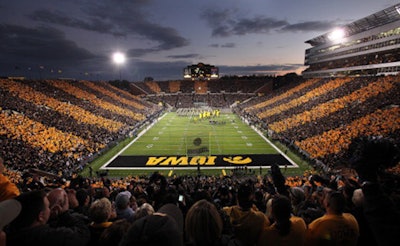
[99,112,168,170]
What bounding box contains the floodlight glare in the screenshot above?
[112,52,126,64]
[328,28,345,41]
[112,52,126,80]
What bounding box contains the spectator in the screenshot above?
[98,219,131,246]
[296,185,325,226]
[348,136,400,245]
[94,186,111,201]
[157,186,184,238]
[88,197,114,246]
[257,195,307,245]
[289,186,305,216]
[185,199,231,246]
[7,190,90,246]
[213,185,234,210]
[134,202,155,221]
[351,188,378,246]
[74,188,91,217]
[47,188,70,221]
[119,213,183,246]
[114,191,135,223]
[47,188,90,232]
[306,190,359,245]
[222,181,270,246]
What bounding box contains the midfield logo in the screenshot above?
[106,154,293,168]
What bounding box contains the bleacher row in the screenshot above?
[0,75,399,177]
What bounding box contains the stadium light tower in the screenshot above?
[112,52,126,81]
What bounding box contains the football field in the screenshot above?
[101,112,298,170]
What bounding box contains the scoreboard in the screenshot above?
[183,63,219,80]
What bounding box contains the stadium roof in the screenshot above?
[305,4,400,46]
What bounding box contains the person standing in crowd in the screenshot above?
[7,190,90,246]
[185,199,227,246]
[134,203,155,221]
[347,136,400,245]
[114,191,135,223]
[223,181,270,246]
[257,195,307,246]
[47,188,70,221]
[306,190,359,245]
[98,219,131,246]
[87,197,115,246]
[157,186,185,239]
[288,186,306,216]
[73,188,91,217]
[119,213,183,246]
[47,188,89,229]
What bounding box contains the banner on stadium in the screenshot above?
[104,154,296,169]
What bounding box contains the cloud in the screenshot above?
[0,24,95,61]
[201,8,288,37]
[279,21,336,32]
[201,8,335,37]
[29,0,189,56]
[0,24,105,80]
[127,48,158,58]
[209,43,235,48]
[219,64,304,76]
[221,43,235,48]
[166,54,200,59]
[30,9,125,37]
[232,17,288,35]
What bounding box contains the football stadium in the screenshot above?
[1,3,400,246]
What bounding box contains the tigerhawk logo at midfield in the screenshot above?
[222,156,252,164]
[145,155,253,166]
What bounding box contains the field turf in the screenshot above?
[79,112,312,178]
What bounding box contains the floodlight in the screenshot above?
[328,28,345,41]
[112,52,126,65]
[112,52,126,80]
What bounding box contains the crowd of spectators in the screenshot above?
[1,75,399,245]
[1,134,399,245]
[236,75,400,173]
[0,78,162,177]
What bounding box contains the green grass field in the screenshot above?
[82,112,311,177]
[124,113,277,156]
